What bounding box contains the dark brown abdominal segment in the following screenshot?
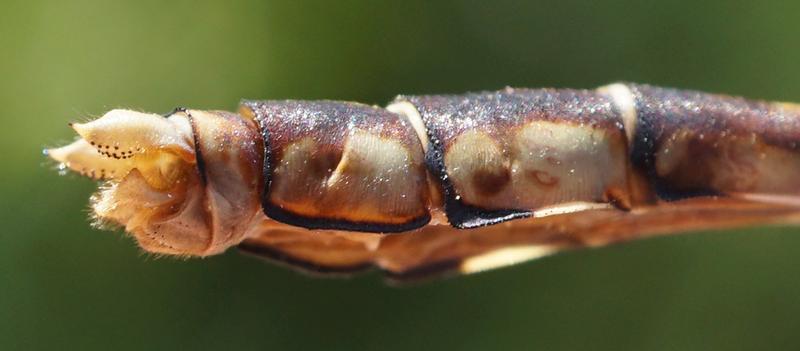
[394,88,630,228]
[240,100,431,233]
[627,84,800,199]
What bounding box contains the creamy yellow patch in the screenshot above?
[460,245,556,274]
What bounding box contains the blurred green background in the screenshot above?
[3,0,800,350]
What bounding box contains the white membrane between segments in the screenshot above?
[598,83,637,147]
[386,101,430,153]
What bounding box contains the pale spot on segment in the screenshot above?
[460,245,556,274]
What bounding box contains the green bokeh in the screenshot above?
[3,1,800,350]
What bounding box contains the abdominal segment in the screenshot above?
[239,100,431,233]
[626,84,800,198]
[392,88,630,228]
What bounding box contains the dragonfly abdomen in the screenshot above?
[47,83,800,265]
